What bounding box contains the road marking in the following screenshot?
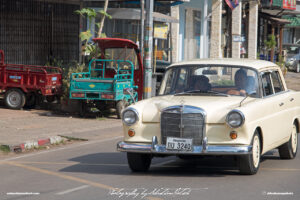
[4,161,115,190]
[56,185,90,195]
[12,161,128,167]
[1,136,123,161]
[146,197,164,200]
[152,159,176,166]
[261,167,300,172]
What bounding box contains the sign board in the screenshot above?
[232,35,245,42]
[282,0,296,10]
[154,24,168,39]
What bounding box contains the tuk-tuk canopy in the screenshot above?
[93,38,139,50]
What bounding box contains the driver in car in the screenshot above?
[193,75,211,92]
[227,69,247,96]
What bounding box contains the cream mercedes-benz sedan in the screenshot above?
[117,59,300,175]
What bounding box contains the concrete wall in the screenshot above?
[248,2,258,59]
[210,0,222,58]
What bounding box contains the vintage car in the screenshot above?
[117,59,300,175]
[284,43,300,73]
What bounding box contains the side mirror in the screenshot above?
[123,88,136,104]
[123,88,133,95]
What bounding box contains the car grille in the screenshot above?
[161,106,205,145]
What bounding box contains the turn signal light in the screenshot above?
[46,89,52,94]
[71,92,85,98]
[101,93,114,99]
[128,129,135,137]
[230,131,238,139]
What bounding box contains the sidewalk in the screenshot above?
[0,105,122,152]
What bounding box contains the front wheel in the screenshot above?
[278,123,298,159]
[238,131,261,175]
[127,153,152,172]
[4,88,26,109]
[296,62,300,73]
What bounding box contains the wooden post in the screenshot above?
[279,25,283,61]
[270,25,275,62]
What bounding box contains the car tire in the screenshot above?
[127,152,152,172]
[238,131,261,175]
[278,123,298,159]
[4,88,26,110]
[24,93,36,109]
[296,62,300,73]
[46,95,56,103]
[116,100,125,119]
[78,100,87,118]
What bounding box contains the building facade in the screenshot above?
[0,0,80,65]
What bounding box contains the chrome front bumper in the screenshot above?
[117,136,252,155]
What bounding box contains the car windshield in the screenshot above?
[159,65,260,97]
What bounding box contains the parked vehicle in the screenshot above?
[69,38,143,118]
[0,50,62,109]
[284,43,300,73]
[118,59,300,175]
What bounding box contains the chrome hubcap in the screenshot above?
[252,136,260,168]
[291,124,298,154]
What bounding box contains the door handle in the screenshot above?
[290,98,294,102]
[279,102,284,106]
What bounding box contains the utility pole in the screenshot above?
[140,0,144,60]
[143,0,153,99]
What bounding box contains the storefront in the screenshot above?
[171,0,211,61]
[259,0,298,62]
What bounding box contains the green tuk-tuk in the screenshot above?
[70,38,143,118]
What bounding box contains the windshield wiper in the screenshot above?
[175,90,228,97]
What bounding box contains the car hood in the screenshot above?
[133,95,254,123]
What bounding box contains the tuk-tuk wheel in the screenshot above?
[116,100,127,119]
[4,88,26,110]
[46,95,56,103]
[79,100,87,118]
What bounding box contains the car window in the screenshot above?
[159,65,259,97]
[270,71,284,93]
[164,68,177,94]
[261,73,273,96]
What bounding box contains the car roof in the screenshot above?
[169,58,278,71]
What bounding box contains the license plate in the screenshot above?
[52,77,57,81]
[166,137,193,151]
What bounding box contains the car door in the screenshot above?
[260,70,291,148]
[269,70,293,141]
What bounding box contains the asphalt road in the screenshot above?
[0,124,299,200]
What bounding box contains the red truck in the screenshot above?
[0,50,62,109]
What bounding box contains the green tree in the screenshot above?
[75,1,112,59]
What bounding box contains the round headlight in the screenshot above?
[226,110,245,128]
[122,108,139,126]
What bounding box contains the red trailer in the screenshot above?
[0,50,62,109]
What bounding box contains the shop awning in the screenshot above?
[283,16,300,27]
[260,12,292,25]
[261,9,300,17]
[106,8,179,23]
